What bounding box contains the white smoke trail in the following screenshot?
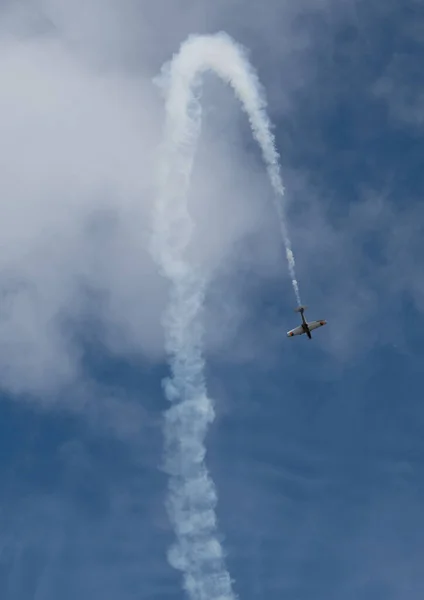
[155,32,301,304]
[151,32,301,600]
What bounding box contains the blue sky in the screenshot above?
[1,0,424,599]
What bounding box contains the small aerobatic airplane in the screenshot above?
[287,305,327,340]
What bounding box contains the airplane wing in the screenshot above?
[307,320,327,331]
[287,325,304,337]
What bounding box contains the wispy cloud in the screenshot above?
[1,2,424,600]
[4,0,419,400]
[0,1,293,399]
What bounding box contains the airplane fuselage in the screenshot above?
[302,323,312,339]
[300,311,312,339]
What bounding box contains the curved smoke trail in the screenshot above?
[151,32,300,600]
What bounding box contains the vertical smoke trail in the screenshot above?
[151,32,301,600]
[156,32,301,304]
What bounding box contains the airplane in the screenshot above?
[286,305,327,340]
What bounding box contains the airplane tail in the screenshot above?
[294,305,308,313]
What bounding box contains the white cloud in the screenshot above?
[0,1,291,399]
[1,0,422,401]
[0,25,161,395]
